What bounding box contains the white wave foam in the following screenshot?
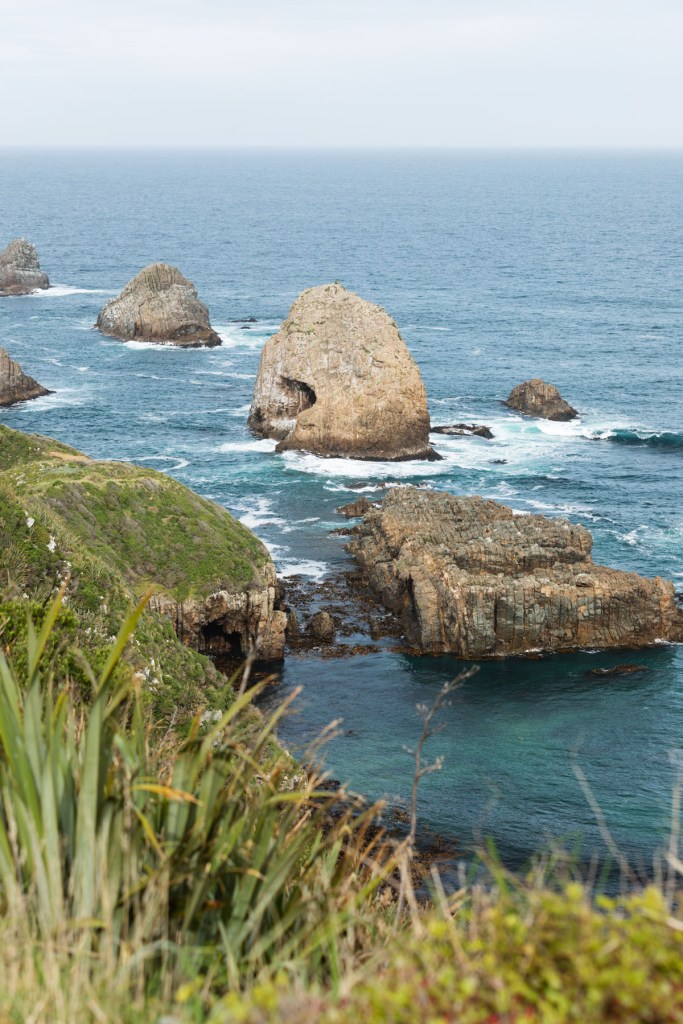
[231,495,285,531]
[215,325,271,350]
[278,559,328,582]
[230,403,252,417]
[134,455,190,473]
[224,372,257,380]
[36,284,111,297]
[124,340,186,351]
[218,439,277,454]
[281,449,455,481]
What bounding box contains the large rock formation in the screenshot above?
[0,348,51,406]
[0,239,50,296]
[349,487,683,657]
[248,283,438,461]
[505,379,577,421]
[96,263,221,347]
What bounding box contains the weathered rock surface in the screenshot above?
[96,263,221,347]
[0,348,51,406]
[305,610,336,643]
[432,423,494,439]
[248,283,438,461]
[148,560,287,661]
[337,497,377,518]
[0,239,50,296]
[505,379,577,421]
[349,487,683,657]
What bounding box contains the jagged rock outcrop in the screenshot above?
[305,610,336,643]
[248,283,438,461]
[349,487,683,657]
[337,497,377,518]
[505,379,577,421]
[432,423,494,439]
[0,348,51,406]
[0,239,50,296]
[96,263,221,347]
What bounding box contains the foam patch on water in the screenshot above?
[133,455,190,473]
[218,439,277,454]
[215,325,272,349]
[34,284,112,298]
[231,496,286,530]
[278,559,329,581]
[230,403,252,417]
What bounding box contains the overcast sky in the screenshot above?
[2,0,682,147]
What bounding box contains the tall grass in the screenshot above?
[0,591,396,1021]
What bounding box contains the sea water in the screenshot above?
[0,149,681,871]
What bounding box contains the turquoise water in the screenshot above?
[1,149,682,870]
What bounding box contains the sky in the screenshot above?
[1,0,682,148]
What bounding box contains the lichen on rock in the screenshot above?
[349,486,683,657]
[96,262,221,347]
[505,379,577,421]
[248,283,438,461]
[0,348,51,406]
[0,239,50,296]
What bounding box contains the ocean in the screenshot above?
[1,148,682,873]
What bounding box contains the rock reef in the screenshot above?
[505,379,577,421]
[348,487,683,657]
[0,348,51,406]
[96,263,221,347]
[0,239,50,296]
[248,283,438,461]
[432,423,494,439]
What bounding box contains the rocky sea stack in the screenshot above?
[0,239,50,296]
[96,263,221,347]
[349,487,683,657]
[248,283,438,461]
[0,348,51,406]
[505,379,577,421]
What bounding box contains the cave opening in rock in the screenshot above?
[279,376,317,416]
[200,622,243,655]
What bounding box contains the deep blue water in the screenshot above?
[1,149,682,872]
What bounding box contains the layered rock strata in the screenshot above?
[0,239,50,296]
[96,263,221,347]
[248,283,438,461]
[0,348,51,406]
[349,487,683,657]
[505,379,577,421]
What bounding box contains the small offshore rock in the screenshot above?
[286,608,300,638]
[337,497,378,518]
[348,486,683,657]
[306,610,336,643]
[0,348,51,406]
[0,239,50,296]
[587,663,648,678]
[505,379,578,421]
[248,282,438,461]
[432,423,494,439]
[96,263,221,347]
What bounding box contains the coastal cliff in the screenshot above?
[248,283,438,461]
[0,239,50,296]
[349,487,683,656]
[0,425,286,667]
[96,262,221,347]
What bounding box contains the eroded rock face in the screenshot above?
[248,283,438,461]
[149,561,287,660]
[0,239,50,296]
[349,487,683,657]
[505,379,577,421]
[0,348,51,406]
[96,263,221,347]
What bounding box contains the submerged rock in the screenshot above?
[248,283,438,461]
[587,663,648,678]
[505,379,577,421]
[432,423,494,439]
[96,263,221,347]
[0,239,50,296]
[0,348,51,406]
[348,487,683,657]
